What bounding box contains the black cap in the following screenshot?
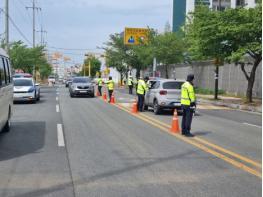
[186,74,194,82]
[144,76,149,81]
[109,76,112,80]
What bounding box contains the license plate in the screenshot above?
[79,91,87,93]
[173,103,180,106]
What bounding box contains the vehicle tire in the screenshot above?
[144,105,148,110]
[90,93,95,98]
[37,92,40,101]
[70,93,74,98]
[153,100,161,115]
[2,109,11,133]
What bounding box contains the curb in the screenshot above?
[198,98,262,113]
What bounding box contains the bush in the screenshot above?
[195,87,225,95]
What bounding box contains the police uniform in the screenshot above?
[181,74,196,137]
[106,78,114,102]
[137,78,148,112]
[97,77,103,96]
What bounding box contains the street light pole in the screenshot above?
[5,0,9,52]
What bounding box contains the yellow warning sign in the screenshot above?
[124,27,149,45]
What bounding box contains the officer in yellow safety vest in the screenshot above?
[137,76,149,112]
[128,76,133,95]
[106,76,114,103]
[97,75,103,96]
[181,74,196,137]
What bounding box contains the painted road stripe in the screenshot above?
[57,124,65,147]
[119,103,262,169]
[243,122,262,128]
[115,103,261,178]
[56,97,58,101]
[56,104,60,113]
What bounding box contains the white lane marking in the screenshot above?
[57,124,65,147]
[56,104,60,113]
[243,122,262,128]
[56,97,58,101]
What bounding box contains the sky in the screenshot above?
[0,0,173,66]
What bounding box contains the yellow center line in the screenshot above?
[114,103,262,178]
[118,103,262,169]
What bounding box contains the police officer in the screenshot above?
[137,76,149,112]
[128,76,133,94]
[97,75,103,96]
[181,74,196,137]
[106,76,114,103]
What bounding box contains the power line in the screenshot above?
[0,8,33,46]
[48,46,98,51]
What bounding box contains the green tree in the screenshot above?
[186,5,262,102]
[80,56,101,77]
[153,32,186,78]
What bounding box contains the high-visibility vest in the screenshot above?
[106,80,114,90]
[98,78,103,86]
[181,81,196,106]
[128,78,133,86]
[137,79,148,95]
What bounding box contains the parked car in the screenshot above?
[144,79,185,114]
[0,48,13,132]
[69,77,95,97]
[65,78,72,87]
[13,78,40,103]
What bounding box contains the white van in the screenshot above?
[0,48,13,132]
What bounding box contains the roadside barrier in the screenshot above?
[131,101,138,113]
[110,93,116,104]
[103,90,107,101]
[170,110,180,133]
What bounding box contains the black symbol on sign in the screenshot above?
[128,36,135,43]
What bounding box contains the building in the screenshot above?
[172,0,257,32]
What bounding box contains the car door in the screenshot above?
[0,57,8,128]
[149,81,160,106]
[145,80,156,105]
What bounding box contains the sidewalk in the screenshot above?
[197,94,262,113]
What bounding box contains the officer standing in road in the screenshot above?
[181,74,196,137]
[128,76,133,94]
[137,76,149,112]
[97,75,103,96]
[106,76,114,103]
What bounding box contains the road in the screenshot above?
[0,85,261,197]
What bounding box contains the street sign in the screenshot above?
[124,27,149,45]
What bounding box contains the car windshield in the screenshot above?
[163,81,184,89]
[14,79,33,86]
[73,78,91,83]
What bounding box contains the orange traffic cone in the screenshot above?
[103,90,107,101]
[131,101,138,113]
[110,93,115,104]
[170,110,180,133]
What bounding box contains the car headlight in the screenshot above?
[28,87,35,93]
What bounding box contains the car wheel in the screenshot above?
[144,105,148,110]
[70,93,74,98]
[153,100,161,115]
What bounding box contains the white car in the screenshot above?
[0,48,13,132]
[13,78,40,103]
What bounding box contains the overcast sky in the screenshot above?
[0,0,173,65]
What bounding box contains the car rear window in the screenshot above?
[14,79,33,86]
[73,78,91,83]
[163,82,184,89]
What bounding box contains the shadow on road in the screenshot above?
[0,121,45,161]
[192,131,212,136]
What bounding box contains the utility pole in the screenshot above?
[36,27,47,46]
[26,0,41,80]
[5,0,9,52]
[214,0,222,100]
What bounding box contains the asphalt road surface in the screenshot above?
[0,85,261,197]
